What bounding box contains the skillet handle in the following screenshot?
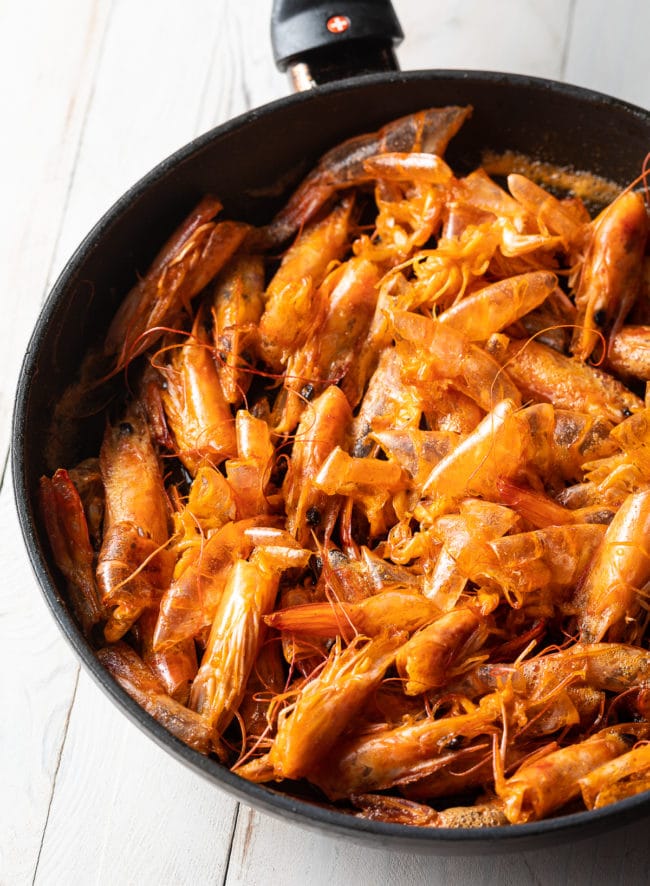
[271,0,403,91]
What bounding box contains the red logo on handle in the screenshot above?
[327,14,351,34]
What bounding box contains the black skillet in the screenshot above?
[12,0,650,854]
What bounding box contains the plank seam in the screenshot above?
[31,666,81,886]
[39,0,117,305]
[560,0,577,81]
[0,446,10,494]
[220,802,241,886]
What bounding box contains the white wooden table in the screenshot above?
[2,2,650,883]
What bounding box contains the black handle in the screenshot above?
[271,0,403,88]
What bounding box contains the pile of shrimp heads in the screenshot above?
[41,105,650,828]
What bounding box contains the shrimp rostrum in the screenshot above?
[41,103,650,829]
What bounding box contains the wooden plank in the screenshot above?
[195,0,286,135]
[394,0,573,78]
[565,0,650,108]
[34,671,238,885]
[0,479,80,884]
[226,805,650,886]
[0,0,112,470]
[0,2,112,881]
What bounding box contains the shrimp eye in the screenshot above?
[622,407,633,418]
[443,735,464,750]
[306,506,321,526]
[119,421,134,435]
[593,309,607,327]
[300,383,315,402]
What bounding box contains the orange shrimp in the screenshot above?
[466,523,606,613]
[359,545,423,594]
[579,741,650,810]
[363,151,454,185]
[393,311,522,414]
[283,385,352,546]
[153,514,274,652]
[314,446,410,537]
[498,337,643,424]
[371,428,460,488]
[510,285,577,354]
[258,196,355,369]
[105,196,249,371]
[210,254,265,405]
[275,583,327,673]
[39,469,106,637]
[549,410,618,484]
[134,608,197,705]
[608,325,650,381]
[507,173,585,246]
[401,740,527,802]
[312,691,503,799]
[351,794,508,828]
[355,176,446,266]
[437,271,558,341]
[573,488,650,643]
[341,273,408,409]
[498,725,649,824]
[419,400,555,513]
[189,553,281,743]
[424,500,519,610]
[66,457,105,549]
[571,189,648,362]
[454,167,531,232]
[392,222,501,312]
[225,410,276,519]
[98,643,212,754]
[272,255,381,433]
[476,642,650,698]
[422,548,469,612]
[350,346,424,458]
[265,631,404,781]
[238,637,287,748]
[305,255,382,384]
[172,464,237,541]
[256,105,472,248]
[313,546,375,604]
[423,386,485,436]
[265,590,441,641]
[497,479,614,528]
[396,608,486,695]
[97,404,174,643]
[157,306,237,474]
